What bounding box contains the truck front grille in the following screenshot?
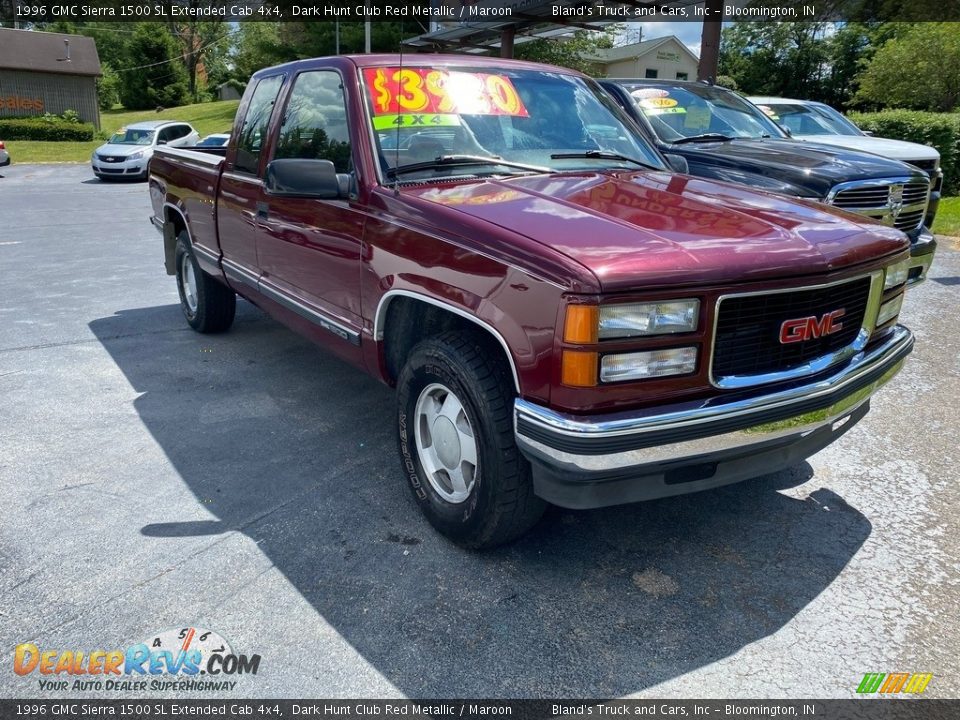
[909,159,938,174]
[712,277,872,382]
[828,179,929,233]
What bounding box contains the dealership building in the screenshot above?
[0,28,101,129]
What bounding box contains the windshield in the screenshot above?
[362,66,665,181]
[108,128,155,146]
[755,102,862,137]
[620,83,786,142]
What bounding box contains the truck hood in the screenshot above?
[665,138,926,199]
[795,135,940,165]
[401,170,909,292]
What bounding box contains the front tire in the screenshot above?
[397,331,546,549]
[174,232,236,333]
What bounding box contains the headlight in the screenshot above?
[884,258,910,290]
[877,295,904,326]
[598,300,699,339]
[600,347,698,383]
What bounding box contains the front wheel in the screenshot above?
[174,233,236,333]
[396,331,546,549]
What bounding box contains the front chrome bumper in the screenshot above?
[907,228,937,286]
[91,158,145,176]
[515,325,913,508]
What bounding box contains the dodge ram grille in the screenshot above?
[828,179,929,233]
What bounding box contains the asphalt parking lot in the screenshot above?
[1,163,958,699]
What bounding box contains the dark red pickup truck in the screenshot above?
[149,55,915,548]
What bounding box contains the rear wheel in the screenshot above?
[174,232,235,333]
[396,331,546,549]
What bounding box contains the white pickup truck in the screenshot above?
[749,96,943,231]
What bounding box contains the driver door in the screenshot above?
[254,69,365,344]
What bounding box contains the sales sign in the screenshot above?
[363,67,529,118]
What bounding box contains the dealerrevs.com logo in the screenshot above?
[13,627,261,693]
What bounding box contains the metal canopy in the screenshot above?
[405,1,702,54]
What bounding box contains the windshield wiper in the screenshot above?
[550,150,660,171]
[672,133,735,144]
[386,155,550,178]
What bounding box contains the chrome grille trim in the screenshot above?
[707,271,885,389]
[826,176,930,233]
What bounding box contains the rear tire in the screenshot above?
[174,232,236,333]
[396,331,546,549]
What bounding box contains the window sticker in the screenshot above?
[363,67,529,117]
[372,113,462,131]
[640,97,679,110]
[684,106,711,129]
[630,88,669,100]
[757,105,781,120]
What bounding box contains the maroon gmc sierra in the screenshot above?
[149,55,915,548]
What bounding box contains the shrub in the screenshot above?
[98,64,121,111]
[0,116,95,142]
[714,75,739,91]
[848,110,960,196]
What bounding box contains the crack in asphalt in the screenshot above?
[0,327,188,354]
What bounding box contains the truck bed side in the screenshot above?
[148,147,226,277]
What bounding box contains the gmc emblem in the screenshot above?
[780,309,846,344]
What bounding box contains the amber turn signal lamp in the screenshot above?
[564,305,599,344]
[561,350,598,387]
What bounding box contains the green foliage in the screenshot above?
[855,24,960,112]
[718,22,901,110]
[97,63,121,111]
[515,27,621,74]
[0,117,95,142]
[118,24,190,110]
[849,110,960,196]
[713,75,738,91]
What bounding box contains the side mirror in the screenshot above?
[265,159,348,199]
[862,130,874,137]
[157,139,168,146]
[779,124,793,137]
[663,153,689,174]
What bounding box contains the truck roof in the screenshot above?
[122,120,190,130]
[250,53,585,79]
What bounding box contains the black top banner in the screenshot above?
[1,0,960,24]
[1,700,960,720]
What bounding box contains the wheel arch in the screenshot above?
[374,290,522,395]
[162,202,190,276]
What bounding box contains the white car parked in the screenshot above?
[748,97,942,228]
[92,121,200,181]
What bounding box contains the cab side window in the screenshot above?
[235,75,283,175]
[274,71,352,173]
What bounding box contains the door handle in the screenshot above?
[256,202,269,221]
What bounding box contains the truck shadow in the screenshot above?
[90,304,871,698]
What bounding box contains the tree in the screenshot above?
[97,63,120,111]
[118,24,190,110]
[855,23,960,111]
[515,27,620,75]
[160,1,233,100]
[719,22,829,101]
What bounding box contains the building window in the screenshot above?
[676,72,689,81]
[644,69,658,79]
